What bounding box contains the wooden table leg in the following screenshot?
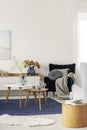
[19,87,22,108]
[24,91,30,107]
[5,87,11,104]
[33,91,37,104]
[43,91,48,106]
[38,92,41,111]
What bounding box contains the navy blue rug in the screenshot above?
[0,98,62,116]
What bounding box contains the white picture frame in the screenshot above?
[0,30,11,60]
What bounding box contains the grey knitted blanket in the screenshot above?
[55,72,76,99]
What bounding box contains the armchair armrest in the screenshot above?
[68,77,74,92]
[44,76,56,92]
[44,76,53,83]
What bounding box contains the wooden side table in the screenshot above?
[62,103,87,128]
[3,74,40,108]
[24,88,48,111]
[5,84,24,108]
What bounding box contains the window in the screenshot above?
[78,13,87,64]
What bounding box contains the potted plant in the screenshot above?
[23,60,40,75]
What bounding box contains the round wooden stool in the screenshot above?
[62,103,87,128]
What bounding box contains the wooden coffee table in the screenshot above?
[24,88,48,111]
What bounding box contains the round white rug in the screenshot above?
[0,114,56,127]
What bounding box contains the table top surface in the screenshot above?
[4,84,47,91]
[63,102,87,106]
[5,84,33,88]
[24,88,48,92]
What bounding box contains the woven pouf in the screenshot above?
[62,103,87,128]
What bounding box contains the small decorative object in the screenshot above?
[20,75,26,85]
[23,60,40,75]
[32,86,35,89]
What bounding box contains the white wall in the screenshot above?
[73,0,87,84]
[0,0,79,76]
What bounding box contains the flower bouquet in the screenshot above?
[23,60,40,75]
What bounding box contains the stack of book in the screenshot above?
[65,99,85,105]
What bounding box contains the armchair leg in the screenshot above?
[53,92,55,96]
[46,91,48,96]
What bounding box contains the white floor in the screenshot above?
[0,114,87,130]
[0,94,87,130]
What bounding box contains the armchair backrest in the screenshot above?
[49,63,76,73]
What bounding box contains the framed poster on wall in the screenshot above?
[0,30,11,60]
